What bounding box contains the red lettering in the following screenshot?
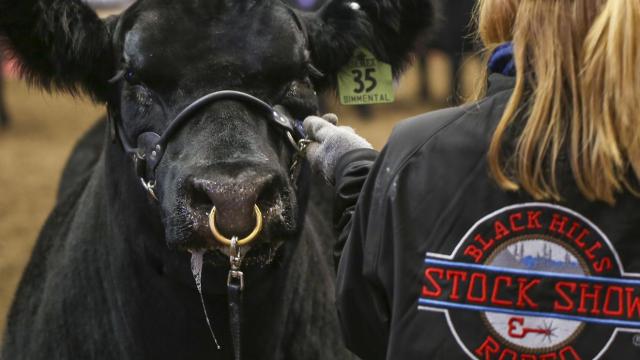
[517,278,540,309]
[549,214,569,234]
[499,349,517,360]
[494,220,510,240]
[422,268,444,298]
[491,276,513,306]
[565,222,581,239]
[540,354,557,360]
[626,287,640,319]
[475,335,500,359]
[464,245,483,263]
[584,241,602,261]
[447,270,468,301]
[559,346,582,360]
[509,213,525,232]
[577,284,602,315]
[527,211,543,229]
[593,257,612,273]
[602,285,624,317]
[474,234,495,251]
[467,273,488,303]
[522,355,538,360]
[574,229,590,248]
[554,281,577,312]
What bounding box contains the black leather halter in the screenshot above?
[108,90,306,199]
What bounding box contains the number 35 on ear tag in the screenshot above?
[337,48,395,105]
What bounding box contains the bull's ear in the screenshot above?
[0,0,115,101]
[304,0,436,90]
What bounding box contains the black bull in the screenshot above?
[0,0,434,359]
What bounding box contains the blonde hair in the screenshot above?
[477,0,516,47]
[470,0,516,99]
[479,0,640,204]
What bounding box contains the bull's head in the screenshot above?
[0,0,434,265]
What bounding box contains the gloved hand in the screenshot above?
[303,114,373,183]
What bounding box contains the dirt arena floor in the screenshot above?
[0,53,479,338]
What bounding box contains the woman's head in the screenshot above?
[479,0,640,204]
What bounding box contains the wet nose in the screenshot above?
[191,175,272,238]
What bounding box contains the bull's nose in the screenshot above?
[191,176,270,238]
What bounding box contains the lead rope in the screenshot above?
[227,237,244,360]
[210,206,263,360]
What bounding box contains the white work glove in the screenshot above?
[303,114,373,183]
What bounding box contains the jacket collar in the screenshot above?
[487,73,516,96]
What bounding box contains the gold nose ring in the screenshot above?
[209,205,263,246]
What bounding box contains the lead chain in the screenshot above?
[228,236,244,289]
[289,138,311,182]
[228,236,244,360]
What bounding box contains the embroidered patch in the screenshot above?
[419,203,640,359]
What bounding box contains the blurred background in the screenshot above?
[0,0,481,336]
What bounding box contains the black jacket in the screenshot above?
[334,73,640,360]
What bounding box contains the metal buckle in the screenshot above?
[297,138,311,153]
[227,236,244,290]
[289,138,311,182]
[227,270,244,290]
[141,178,158,201]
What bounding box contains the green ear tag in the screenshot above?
[337,48,395,105]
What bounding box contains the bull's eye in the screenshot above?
[108,67,140,85]
[124,69,137,83]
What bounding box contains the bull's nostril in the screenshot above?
[191,176,271,238]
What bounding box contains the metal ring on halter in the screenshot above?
[141,178,158,201]
[209,205,263,246]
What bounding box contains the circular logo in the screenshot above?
[419,203,640,359]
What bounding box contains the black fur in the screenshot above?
[0,0,113,100]
[57,118,106,199]
[4,131,350,359]
[0,0,435,358]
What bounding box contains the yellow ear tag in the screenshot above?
[337,48,395,105]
